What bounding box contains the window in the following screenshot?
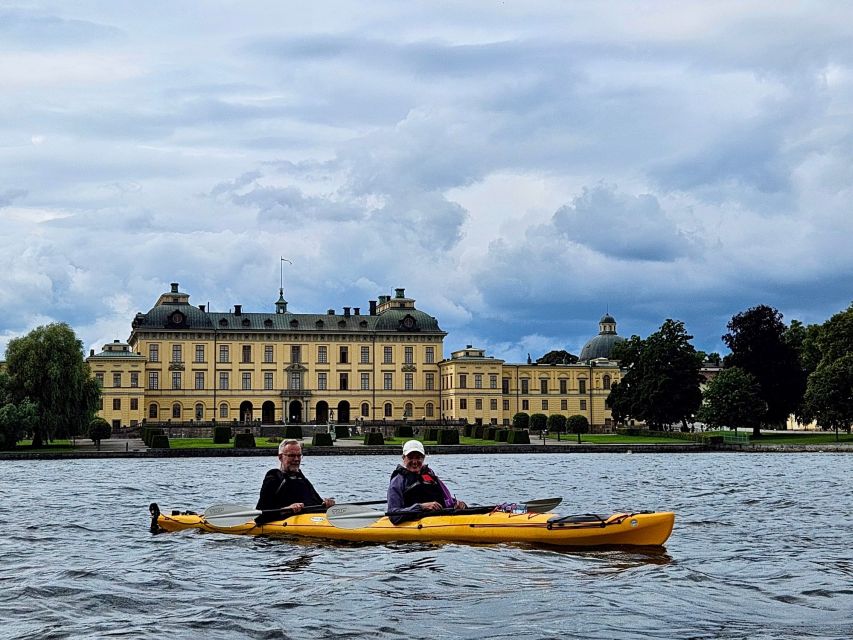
[318,346,328,364]
[404,373,413,390]
[361,373,370,390]
[360,346,370,364]
[384,373,393,390]
[580,399,587,410]
[490,399,498,410]
[502,378,510,394]
[541,399,548,410]
[96,372,104,386]
[404,403,413,418]
[540,379,548,394]
[195,344,205,363]
[475,398,482,410]
[130,398,138,410]
[561,399,567,411]
[339,346,348,364]
[522,400,529,410]
[264,345,274,363]
[242,345,252,363]
[172,372,182,390]
[172,403,181,419]
[425,373,435,390]
[459,374,467,389]
[521,379,529,394]
[219,345,229,363]
[149,344,159,362]
[113,398,121,410]
[603,374,612,389]
[195,372,205,390]
[579,379,586,394]
[475,374,482,389]
[339,372,348,390]
[560,379,567,394]
[404,346,413,364]
[291,372,302,390]
[425,402,434,417]
[503,399,510,411]
[219,403,229,418]
[195,403,204,421]
[384,346,393,364]
[149,404,158,419]
[113,373,122,388]
[384,403,393,417]
[130,372,139,388]
[291,345,301,363]
[242,373,251,390]
[425,346,434,364]
[490,375,497,389]
[264,372,273,390]
[318,372,327,390]
[148,371,159,390]
[460,399,468,410]
[172,344,182,363]
[219,372,229,390]
[361,402,370,417]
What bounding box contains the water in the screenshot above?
[2,453,852,639]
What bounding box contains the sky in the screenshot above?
[2,1,852,362]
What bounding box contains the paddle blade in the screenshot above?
[523,497,562,513]
[326,504,386,530]
[203,503,262,528]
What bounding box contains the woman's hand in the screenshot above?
[454,500,467,510]
[420,501,442,511]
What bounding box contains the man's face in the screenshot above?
[402,452,425,473]
[279,445,302,473]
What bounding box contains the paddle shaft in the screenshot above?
[203,499,388,523]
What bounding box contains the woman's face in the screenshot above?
[402,452,425,473]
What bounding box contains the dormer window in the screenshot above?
[219,318,228,327]
[241,318,250,327]
[264,318,273,328]
[290,319,298,328]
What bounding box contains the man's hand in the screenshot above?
[285,502,305,513]
[322,497,336,508]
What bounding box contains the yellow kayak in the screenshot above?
[150,503,674,547]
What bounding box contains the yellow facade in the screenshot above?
[88,283,621,429]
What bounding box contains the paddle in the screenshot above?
[202,499,389,528]
[326,497,563,530]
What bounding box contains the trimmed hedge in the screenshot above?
[312,432,333,446]
[423,428,438,441]
[143,427,164,446]
[507,429,530,444]
[485,427,498,440]
[437,429,460,445]
[463,424,474,437]
[364,432,385,446]
[234,432,255,448]
[474,425,485,439]
[213,426,231,444]
[395,425,414,438]
[335,424,350,438]
[284,425,303,439]
[150,434,170,449]
[496,429,509,442]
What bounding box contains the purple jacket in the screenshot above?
[386,464,456,524]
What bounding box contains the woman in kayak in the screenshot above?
[255,439,335,524]
[387,440,467,524]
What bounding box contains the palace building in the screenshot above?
[87,282,622,431]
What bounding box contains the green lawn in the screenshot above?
[168,437,280,449]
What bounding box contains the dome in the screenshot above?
[600,313,616,324]
[579,313,624,361]
[373,309,442,332]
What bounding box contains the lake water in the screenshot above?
[1,453,851,639]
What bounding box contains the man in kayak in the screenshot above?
[387,440,467,524]
[255,439,335,524]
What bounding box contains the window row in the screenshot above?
[441,398,589,412]
[145,370,436,391]
[94,372,140,388]
[147,343,436,365]
[98,397,140,411]
[449,376,611,394]
[145,401,438,421]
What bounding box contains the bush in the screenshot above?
[212,426,231,444]
[463,424,474,437]
[496,429,509,442]
[567,415,590,443]
[143,427,164,446]
[395,425,414,438]
[284,425,303,439]
[364,432,385,445]
[335,424,350,438]
[512,412,530,430]
[234,432,256,448]
[474,425,485,438]
[507,429,530,444]
[530,413,548,433]
[150,434,170,449]
[437,429,460,445]
[485,427,498,440]
[424,428,439,441]
[312,432,333,446]
[88,417,111,442]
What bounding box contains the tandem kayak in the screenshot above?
[149,502,675,547]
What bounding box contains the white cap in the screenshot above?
[402,440,425,456]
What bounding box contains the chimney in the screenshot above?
[171,282,179,293]
[354,307,360,315]
[90,349,95,356]
[395,288,405,298]
[199,304,205,312]
[327,309,335,315]
[369,300,377,315]
[234,304,242,315]
[114,339,120,343]
[343,307,350,317]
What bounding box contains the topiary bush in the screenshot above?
[463,424,474,437]
[363,432,385,445]
[395,425,414,438]
[474,425,485,439]
[335,424,350,438]
[143,427,164,446]
[213,425,231,444]
[496,429,509,442]
[507,429,530,444]
[88,417,111,447]
[512,412,530,430]
[284,424,303,439]
[150,434,170,449]
[234,432,256,448]
[567,414,590,443]
[530,413,548,433]
[485,427,498,440]
[437,429,460,445]
[312,432,333,446]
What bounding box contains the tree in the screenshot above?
[566,414,589,443]
[801,355,853,436]
[606,320,703,430]
[536,350,579,365]
[511,412,530,430]
[4,323,101,447]
[697,367,767,436]
[722,305,806,429]
[546,414,566,441]
[529,413,548,433]
[88,417,112,450]
[0,398,38,450]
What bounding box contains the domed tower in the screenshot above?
[579,313,625,362]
